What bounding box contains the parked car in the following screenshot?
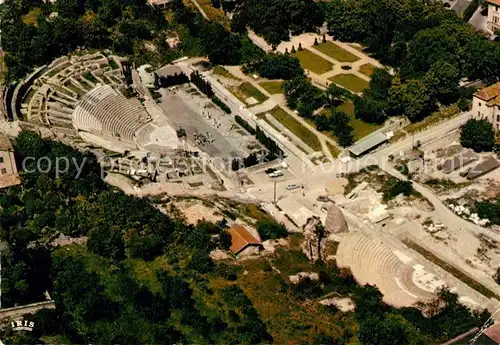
[286,184,299,190]
[269,170,283,178]
[265,167,276,174]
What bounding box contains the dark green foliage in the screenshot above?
[314,114,332,131]
[324,0,500,123]
[87,226,125,262]
[474,199,500,225]
[216,263,239,281]
[283,77,324,117]
[460,119,495,152]
[211,96,232,114]
[2,0,170,82]
[399,289,490,341]
[388,79,432,123]
[457,98,471,111]
[201,21,243,65]
[156,72,189,88]
[293,277,323,300]
[0,247,51,308]
[325,84,351,108]
[256,219,288,240]
[3,0,263,82]
[211,0,221,9]
[330,111,355,147]
[232,0,324,45]
[0,130,273,344]
[353,95,387,124]
[177,127,187,138]
[244,53,304,80]
[190,70,214,97]
[235,115,256,135]
[366,69,393,101]
[256,126,284,158]
[494,267,500,285]
[382,179,414,202]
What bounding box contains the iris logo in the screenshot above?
[10,320,34,332]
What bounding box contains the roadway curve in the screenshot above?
[366,112,500,240]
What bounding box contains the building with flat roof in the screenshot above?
[228,225,262,256]
[0,134,20,189]
[472,82,500,131]
[348,132,388,157]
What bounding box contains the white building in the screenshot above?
[471,82,500,131]
[486,0,500,32]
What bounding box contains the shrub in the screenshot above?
[216,263,238,281]
[235,115,256,135]
[256,219,288,241]
[212,96,231,114]
[382,179,414,202]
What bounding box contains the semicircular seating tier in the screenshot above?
[72,85,151,144]
[16,52,124,128]
[336,233,437,307]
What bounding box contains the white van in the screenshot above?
[268,170,283,178]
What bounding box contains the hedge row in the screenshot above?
[235,115,256,135]
[212,96,231,114]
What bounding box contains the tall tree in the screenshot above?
[325,84,351,108]
[460,119,495,152]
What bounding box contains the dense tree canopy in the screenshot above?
[231,0,324,45]
[460,119,495,152]
[323,0,498,122]
[244,54,304,80]
[0,131,271,344]
[1,0,263,82]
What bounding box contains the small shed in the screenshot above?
[228,225,262,256]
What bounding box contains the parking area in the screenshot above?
[157,85,261,161]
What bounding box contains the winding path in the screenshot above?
[223,66,343,159]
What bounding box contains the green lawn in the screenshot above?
[293,49,334,75]
[339,101,382,140]
[213,66,241,81]
[317,102,381,141]
[258,81,283,94]
[328,74,369,93]
[326,141,341,158]
[359,63,377,77]
[265,106,322,151]
[230,82,268,104]
[315,42,360,63]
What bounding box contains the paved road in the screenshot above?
[365,111,500,241]
[172,60,496,239]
